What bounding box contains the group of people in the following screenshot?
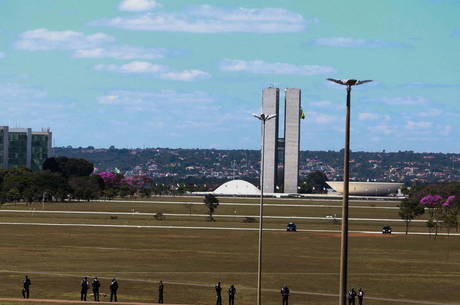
[21,275,364,305]
[214,282,236,305]
[79,277,121,302]
[21,275,164,303]
[215,282,290,305]
[348,288,365,305]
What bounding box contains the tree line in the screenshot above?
[0,157,230,204]
[0,157,154,203]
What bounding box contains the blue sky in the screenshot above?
[0,0,459,152]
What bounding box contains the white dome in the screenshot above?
[326,181,403,196]
[213,180,260,195]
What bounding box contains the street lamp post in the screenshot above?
[326,79,372,305]
[253,113,276,305]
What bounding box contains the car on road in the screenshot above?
[287,222,297,232]
[382,225,392,234]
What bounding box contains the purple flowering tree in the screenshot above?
[442,195,457,235]
[419,194,457,238]
[419,194,443,238]
[121,176,146,189]
[96,171,124,199]
[97,171,119,186]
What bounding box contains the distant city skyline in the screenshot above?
[0,0,459,152]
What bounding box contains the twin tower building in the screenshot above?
[261,88,301,194]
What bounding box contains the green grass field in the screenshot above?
[0,197,459,305]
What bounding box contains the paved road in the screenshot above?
[0,221,458,236]
[0,209,422,222]
[92,199,400,209]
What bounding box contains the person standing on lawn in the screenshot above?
[281,285,290,305]
[215,282,222,305]
[22,275,31,299]
[357,288,364,305]
[228,284,236,305]
[110,278,119,302]
[92,277,101,301]
[80,276,89,301]
[158,280,164,304]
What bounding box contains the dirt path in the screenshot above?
[0,298,184,305]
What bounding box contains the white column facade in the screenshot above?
[261,88,279,193]
[284,89,301,194]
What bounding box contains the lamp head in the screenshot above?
[252,113,276,121]
[327,78,372,86]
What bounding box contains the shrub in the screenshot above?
[154,212,165,220]
[243,217,257,223]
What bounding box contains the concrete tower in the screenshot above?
[283,88,301,193]
[261,88,279,193]
[259,88,301,194]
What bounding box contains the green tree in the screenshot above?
[442,214,457,236]
[33,171,71,202]
[399,198,425,234]
[1,168,34,204]
[69,176,102,201]
[203,194,219,222]
[300,171,328,193]
[43,157,94,177]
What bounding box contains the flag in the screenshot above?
[300,107,305,119]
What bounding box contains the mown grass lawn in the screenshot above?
[0,197,458,305]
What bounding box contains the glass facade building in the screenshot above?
[8,129,29,169]
[31,133,50,171]
[0,127,5,168]
[0,126,52,170]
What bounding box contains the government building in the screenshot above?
[261,88,301,194]
[0,126,52,170]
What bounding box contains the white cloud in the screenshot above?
[16,28,166,60]
[368,124,395,135]
[120,61,165,73]
[405,120,432,130]
[0,83,47,99]
[417,109,442,117]
[16,28,113,51]
[308,112,337,124]
[119,0,158,12]
[94,61,211,81]
[161,70,211,81]
[91,5,307,33]
[0,83,69,125]
[220,59,336,76]
[358,112,390,121]
[97,90,230,128]
[439,125,452,136]
[98,90,213,106]
[381,96,428,106]
[309,100,332,107]
[358,112,379,121]
[403,82,460,89]
[73,45,166,60]
[313,37,405,48]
